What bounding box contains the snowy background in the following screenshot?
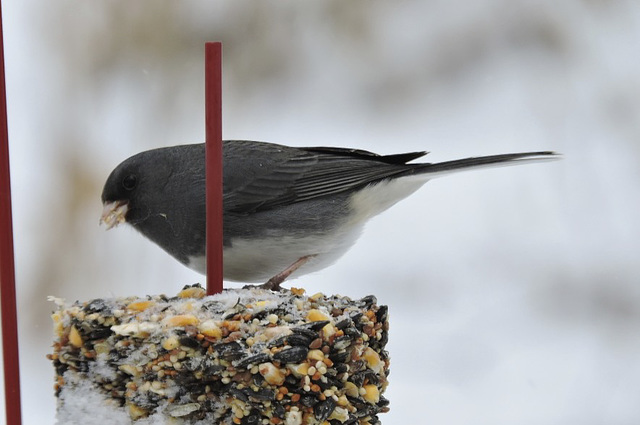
[2,0,640,424]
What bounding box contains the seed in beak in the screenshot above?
[100,201,129,229]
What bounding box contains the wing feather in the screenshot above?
[223,141,422,214]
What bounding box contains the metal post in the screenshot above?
[0,2,23,424]
[205,42,224,295]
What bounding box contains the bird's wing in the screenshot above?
[302,146,428,165]
[223,141,428,214]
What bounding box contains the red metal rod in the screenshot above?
[0,3,23,424]
[205,42,224,295]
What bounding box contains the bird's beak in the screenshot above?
[100,201,129,230]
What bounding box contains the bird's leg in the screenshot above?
[261,255,316,291]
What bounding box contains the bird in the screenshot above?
[101,140,558,290]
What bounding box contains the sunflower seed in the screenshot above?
[213,341,244,361]
[273,346,309,364]
[234,352,271,369]
[314,397,337,422]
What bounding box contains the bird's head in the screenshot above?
[101,149,174,230]
[100,144,205,232]
[101,152,147,229]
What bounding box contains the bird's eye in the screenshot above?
[122,174,137,191]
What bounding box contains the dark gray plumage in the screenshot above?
[101,140,558,288]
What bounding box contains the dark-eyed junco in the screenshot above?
[101,140,558,289]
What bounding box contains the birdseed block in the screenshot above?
[49,285,390,425]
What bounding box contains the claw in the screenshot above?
[260,255,316,291]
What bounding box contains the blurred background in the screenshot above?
[2,0,640,423]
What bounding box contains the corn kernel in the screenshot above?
[69,326,82,348]
[363,347,382,373]
[344,381,359,398]
[126,300,154,312]
[307,349,325,362]
[309,292,324,301]
[259,362,285,386]
[199,320,222,339]
[290,287,305,296]
[128,403,148,420]
[119,364,140,377]
[287,363,309,378]
[362,384,380,404]
[177,286,206,299]
[162,336,180,351]
[163,314,199,328]
[321,323,337,339]
[306,309,330,322]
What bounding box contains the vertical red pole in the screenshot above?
[0,3,23,425]
[205,42,224,295]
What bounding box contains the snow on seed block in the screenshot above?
[49,285,390,425]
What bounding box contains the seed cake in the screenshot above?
[49,285,390,425]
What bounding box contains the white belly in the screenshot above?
[189,174,430,282]
[221,223,364,282]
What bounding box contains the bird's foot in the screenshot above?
[258,255,316,291]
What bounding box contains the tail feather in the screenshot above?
[415,151,560,178]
